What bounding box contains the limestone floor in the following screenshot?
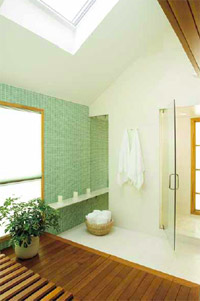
[59,223,200,285]
[177,213,200,239]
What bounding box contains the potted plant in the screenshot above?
[0,197,59,259]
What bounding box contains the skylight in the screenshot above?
[0,0,119,54]
[39,0,96,26]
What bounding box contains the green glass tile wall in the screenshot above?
[0,83,109,250]
[90,117,109,190]
[0,83,90,203]
[48,193,109,234]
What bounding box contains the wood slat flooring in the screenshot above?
[2,233,200,300]
[0,253,73,300]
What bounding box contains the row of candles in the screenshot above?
[57,188,91,202]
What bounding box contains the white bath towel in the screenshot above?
[93,210,101,214]
[86,211,100,224]
[118,129,145,190]
[86,210,112,224]
[95,216,109,225]
[102,210,112,221]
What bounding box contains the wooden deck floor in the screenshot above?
[3,233,200,300]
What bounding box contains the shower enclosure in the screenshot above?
[160,100,178,250]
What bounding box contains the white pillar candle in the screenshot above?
[58,195,63,202]
[73,191,78,199]
[86,188,91,195]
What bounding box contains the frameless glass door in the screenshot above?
[161,100,177,250]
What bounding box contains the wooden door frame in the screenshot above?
[191,117,200,214]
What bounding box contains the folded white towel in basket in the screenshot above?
[102,210,111,221]
[95,216,109,225]
[86,210,112,225]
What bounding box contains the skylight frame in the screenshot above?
[37,0,96,27]
[0,0,120,55]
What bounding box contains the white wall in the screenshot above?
[176,117,191,216]
[0,0,169,106]
[89,28,200,235]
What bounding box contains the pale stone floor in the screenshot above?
[60,222,200,285]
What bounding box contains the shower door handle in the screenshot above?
[169,174,174,190]
[176,174,179,190]
[169,174,179,190]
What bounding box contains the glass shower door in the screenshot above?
[161,100,177,250]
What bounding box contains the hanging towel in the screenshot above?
[118,129,145,190]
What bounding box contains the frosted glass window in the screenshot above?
[196,146,200,169]
[0,106,41,183]
[0,180,41,237]
[0,180,41,206]
[196,122,200,145]
[0,226,6,237]
[196,194,200,210]
[0,105,42,238]
[196,171,200,193]
[41,0,95,25]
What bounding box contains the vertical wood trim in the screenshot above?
[191,118,195,214]
[41,111,45,201]
[191,118,200,214]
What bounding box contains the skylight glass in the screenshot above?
[40,0,96,26]
[0,0,119,54]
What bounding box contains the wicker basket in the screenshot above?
[85,219,113,236]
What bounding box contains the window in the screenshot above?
[39,0,96,26]
[0,102,44,237]
[191,118,200,214]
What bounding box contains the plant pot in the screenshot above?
[15,236,39,259]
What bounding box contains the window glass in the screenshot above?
[42,0,92,23]
[196,171,200,194]
[0,179,41,237]
[0,105,42,238]
[196,194,200,210]
[195,122,200,145]
[196,146,200,169]
[0,179,41,205]
[0,106,41,182]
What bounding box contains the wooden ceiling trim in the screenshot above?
[158,0,200,76]
[168,0,200,67]
[188,0,200,37]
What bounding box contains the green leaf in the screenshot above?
[0,197,60,248]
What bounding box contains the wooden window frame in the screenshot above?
[0,101,44,242]
[191,118,200,215]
